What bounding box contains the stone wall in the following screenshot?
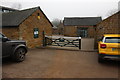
[64,26,77,37]
[52,28,59,35]
[87,26,96,38]
[95,11,120,48]
[64,26,96,38]
[96,12,120,40]
[2,27,19,40]
[19,9,52,48]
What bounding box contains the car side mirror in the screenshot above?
[2,37,9,42]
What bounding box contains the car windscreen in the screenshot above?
[105,37,120,43]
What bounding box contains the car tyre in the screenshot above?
[13,48,26,62]
[98,54,104,63]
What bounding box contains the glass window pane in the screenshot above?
[33,28,39,38]
[105,37,120,43]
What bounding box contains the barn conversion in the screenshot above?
[96,11,120,40]
[63,17,102,38]
[94,11,120,48]
[1,6,53,48]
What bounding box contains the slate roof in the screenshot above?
[1,7,53,27]
[0,6,18,11]
[64,17,102,26]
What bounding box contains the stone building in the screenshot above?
[94,11,120,48]
[63,17,102,38]
[52,26,59,35]
[52,20,64,35]
[96,11,120,40]
[1,6,53,48]
[57,21,64,35]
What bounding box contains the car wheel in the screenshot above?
[98,54,104,63]
[13,48,26,62]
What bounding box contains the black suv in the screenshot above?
[0,33,27,62]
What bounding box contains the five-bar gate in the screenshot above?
[44,36,81,49]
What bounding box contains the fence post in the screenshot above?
[44,37,47,46]
[42,31,45,47]
[79,38,81,49]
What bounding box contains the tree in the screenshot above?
[51,18,60,27]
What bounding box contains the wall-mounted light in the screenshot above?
[37,13,40,19]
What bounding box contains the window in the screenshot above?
[77,28,88,37]
[0,33,3,38]
[2,10,10,13]
[105,37,120,43]
[33,28,39,38]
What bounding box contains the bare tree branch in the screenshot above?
[52,18,60,27]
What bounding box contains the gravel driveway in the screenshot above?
[2,48,120,78]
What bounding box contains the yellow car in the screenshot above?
[98,34,120,63]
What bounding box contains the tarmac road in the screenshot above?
[2,48,120,78]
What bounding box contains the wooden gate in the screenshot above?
[44,36,81,49]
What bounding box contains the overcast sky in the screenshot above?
[1,0,120,21]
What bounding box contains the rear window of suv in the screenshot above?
[105,37,120,43]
